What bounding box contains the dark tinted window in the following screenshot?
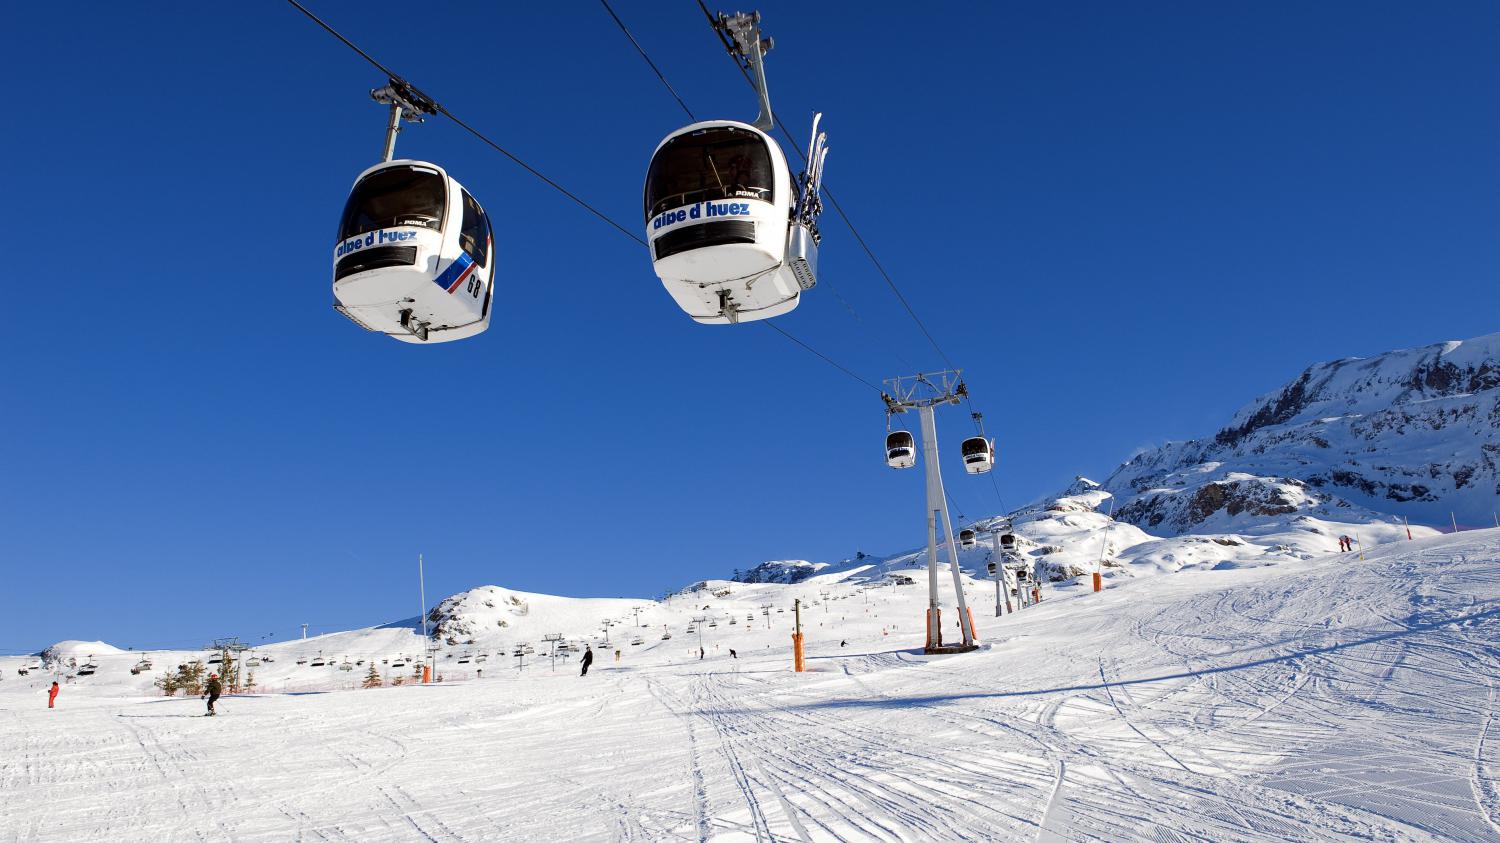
[886,432,913,449]
[645,126,774,221]
[458,189,489,269]
[338,166,446,242]
[961,438,991,457]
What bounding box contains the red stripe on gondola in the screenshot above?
[446,261,477,294]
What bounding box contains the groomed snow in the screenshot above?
[3,530,1498,841]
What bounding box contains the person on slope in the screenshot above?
[580,646,594,677]
[202,673,222,716]
[48,681,59,709]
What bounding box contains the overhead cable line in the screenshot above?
[288,0,880,395]
[597,0,916,378]
[689,1,1011,517]
[692,0,958,372]
[600,0,915,374]
[597,0,695,121]
[285,0,644,246]
[763,322,882,393]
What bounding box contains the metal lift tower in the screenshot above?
[883,371,980,654]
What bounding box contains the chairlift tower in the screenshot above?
[543,633,563,671]
[882,371,979,653]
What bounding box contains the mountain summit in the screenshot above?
[1106,332,1500,533]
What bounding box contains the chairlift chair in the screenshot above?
[959,437,995,475]
[340,659,354,672]
[885,430,916,469]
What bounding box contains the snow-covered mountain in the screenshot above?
[1106,332,1500,533]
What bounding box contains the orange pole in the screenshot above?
[926,607,942,649]
[1092,571,1102,592]
[792,633,805,672]
[421,665,431,684]
[965,607,979,645]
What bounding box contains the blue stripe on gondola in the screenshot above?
[432,252,476,293]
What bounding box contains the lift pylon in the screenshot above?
[882,371,979,654]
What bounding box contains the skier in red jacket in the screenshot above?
[47,681,59,709]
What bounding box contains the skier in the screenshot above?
[728,649,737,659]
[580,646,594,677]
[699,647,704,660]
[840,640,847,647]
[202,672,222,716]
[47,681,59,709]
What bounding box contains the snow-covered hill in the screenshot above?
[1106,331,1500,533]
[6,530,1498,841]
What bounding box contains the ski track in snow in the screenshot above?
[4,532,1500,841]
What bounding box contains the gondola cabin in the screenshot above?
[960,436,995,475]
[959,528,976,550]
[332,160,494,343]
[886,431,916,469]
[644,121,815,324]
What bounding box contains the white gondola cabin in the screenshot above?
[332,160,494,343]
[960,436,995,475]
[645,122,817,323]
[642,12,827,325]
[958,528,976,550]
[886,431,916,469]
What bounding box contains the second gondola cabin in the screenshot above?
[644,121,813,324]
[332,160,494,343]
[958,528,976,550]
[885,431,916,469]
[960,436,995,475]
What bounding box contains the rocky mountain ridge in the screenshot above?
[1105,332,1500,533]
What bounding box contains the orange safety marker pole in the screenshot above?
[792,598,805,672]
[421,664,431,684]
[1092,571,1102,592]
[965,607,979,645]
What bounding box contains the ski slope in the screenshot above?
[3,531,1497,841]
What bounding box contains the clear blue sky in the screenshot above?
[3,2,1496,652]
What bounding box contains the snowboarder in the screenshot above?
[729,649,737,659]
[699,647,704,660]
[840,640,847,647]
[202,672,222,716]
[580,646,593,676]
[47,681,59,709]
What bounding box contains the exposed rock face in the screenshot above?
[427,587,528,645]
[1114,475,1311,534]
[1107,333,1500,532]
[731,560,826,584]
